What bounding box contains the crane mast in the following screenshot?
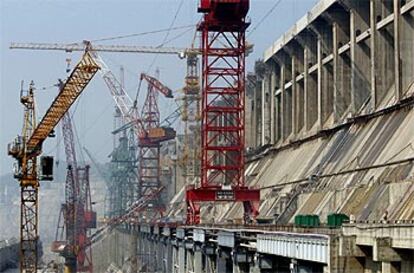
[185,0,260,224]
[138,73,175,219]
[52,111,95,273]
[8,51,100,273]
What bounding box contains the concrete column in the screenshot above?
[261,78,269,145]
[255,78,262,147]
[270,67,276,144]
[157,239,164,272]
[194,246,204,273]
[370,0,377,110]
[333,22,340,122]
[280,65,286,140]
[291,56,298,135]
[186,248,194,273]
[129,232,137,273]
[317,37,323,129]
[216,249,232,273]
[350,9,357,115]
[250,262,261,273]
[172,246,179,273]
[216,256,228,273]
[205,254,216,273]
[148,238,158,271]
[178,244,186,273]
[394,0,402,101]
[162,242,171,273]
[233,262,249,273]
[382,262,399,273]
[304,48,310,131]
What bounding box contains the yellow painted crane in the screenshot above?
[8,50,100,273]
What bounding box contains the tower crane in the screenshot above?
[7,51,100,273]
[9,40,202,223]
[137,72,175,219]
[10,41,200,58]
[185,0,260,224]
[52,109,95,273]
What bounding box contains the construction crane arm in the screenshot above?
[140,73,174,98]
[88,186,165,246]
[27,51,100,153]
[161,105,182,127]
[111,104,182,135]
[10,42,198,57]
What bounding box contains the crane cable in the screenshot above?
[90,24,195,42]
[146,0,185,74]
[248,0,284,37]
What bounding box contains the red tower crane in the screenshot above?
[185,0,260,224]
[52,97,95,272]
[138,73,175,219]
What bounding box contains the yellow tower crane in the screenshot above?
[8,50,100,273]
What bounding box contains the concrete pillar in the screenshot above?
[370,0,377,110]
[382,262,399,273]
[303,48,310,131]
[149,237,156,271]
[291,56,298,135]
[205,254,216,273]
[178,244,186,273]
[186,248,194,273]
[194,246,204,273]
[233,262,249,273]
[157,239,164,272]
[217,249,232,273]
[270,65,276,144]
[280,65,286,140]
[129,232,137,273]
[250,262,261,273]
[349,8,357,116]
[332,22,342,122]
[393,0,402,102]
[201,245,216,273]
[261,76,270,145]
[317,37,323,129]
[172,246,179,273]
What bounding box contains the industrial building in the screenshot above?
[2,0,414,273]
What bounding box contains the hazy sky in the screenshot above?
[0,0,318,176]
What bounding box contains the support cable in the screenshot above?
[248,0,284,37]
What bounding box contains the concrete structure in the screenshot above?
[90,1,414,272]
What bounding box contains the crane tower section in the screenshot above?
[8,51,99,273]
[186,0,260,224]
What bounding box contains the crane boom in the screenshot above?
[27,52,100,153]
[10,42,199,56]
[140,73,173,98]
[8,51,100,273]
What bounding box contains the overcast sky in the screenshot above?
[0,0,318,177]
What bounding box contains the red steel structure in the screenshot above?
[186,0,260,224]
[53,112,95,273]
[138,73,175,219]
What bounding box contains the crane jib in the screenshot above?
[26,51,100,153]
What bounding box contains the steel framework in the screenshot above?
[109,127,138,217]
[53,112,95,273]
[180,52,201,185]
[8,51,99,273]
[138,73,174,219]
[186,0,260,224]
